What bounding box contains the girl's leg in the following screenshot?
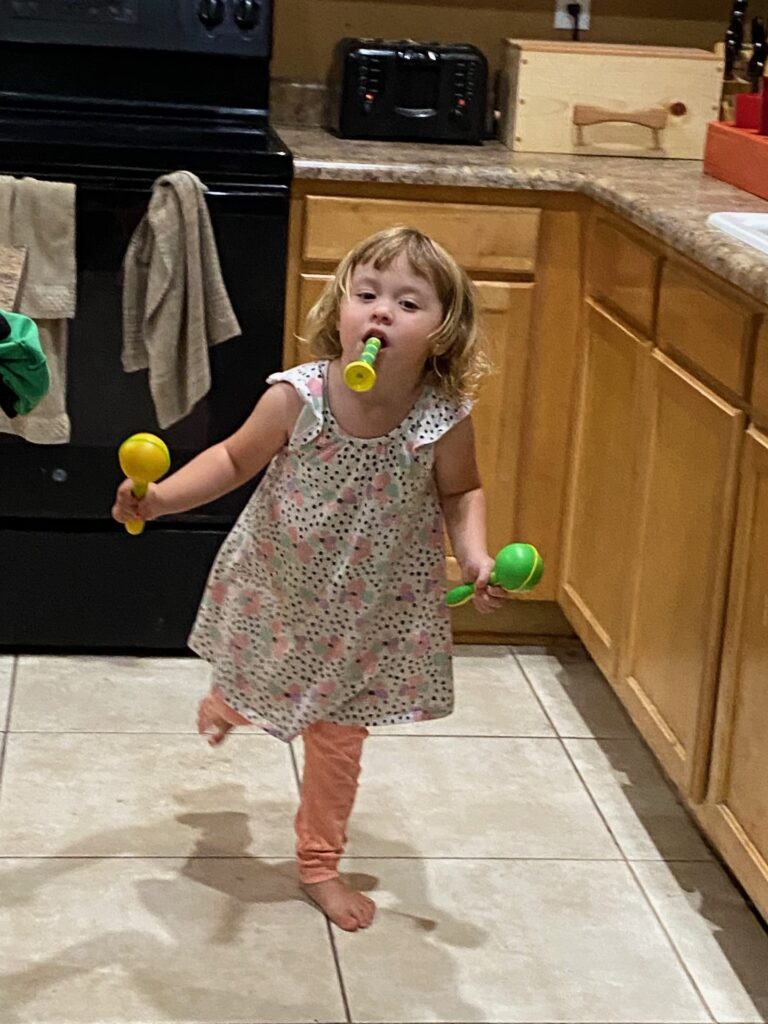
[197,687,251,746]
[295,720,375,930]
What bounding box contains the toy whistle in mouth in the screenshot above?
[344,336,382,392]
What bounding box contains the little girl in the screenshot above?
[112,226,501,931]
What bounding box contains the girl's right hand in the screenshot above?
[111,478,166,525]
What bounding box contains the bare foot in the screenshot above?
[197,693,248,747]
[301,877,376,931]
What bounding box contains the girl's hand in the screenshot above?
[462,552,505,615]
[111,478,166,525]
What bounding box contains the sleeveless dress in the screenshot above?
[188,360,471,742]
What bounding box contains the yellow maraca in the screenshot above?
[344,336,382,392]
[118,432,171,536]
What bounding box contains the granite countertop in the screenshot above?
[279,126,768,306]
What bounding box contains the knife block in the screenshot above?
[499,40,724,159]
[704,120,768,201]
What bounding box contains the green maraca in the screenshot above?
[445,543,544,607]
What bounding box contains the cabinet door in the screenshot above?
[619,350,744,799]
[560,301,651,680]
[473,280,534,555]
[701,427,768,923]
[284,273,333,367]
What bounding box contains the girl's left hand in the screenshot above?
[463,553,505,614]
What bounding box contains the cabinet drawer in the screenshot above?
[751,319,768,429]
[302,196,540,274]
[585,216,660,337]
[657,262,758,399]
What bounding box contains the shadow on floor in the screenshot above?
[514,642,768,1021]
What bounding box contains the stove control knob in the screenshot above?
[198,0,224,28]
[234,0,260,29]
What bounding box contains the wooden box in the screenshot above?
[499,40,723,159]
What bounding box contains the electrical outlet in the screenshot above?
[554,0,591,31]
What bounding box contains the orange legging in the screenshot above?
[295,720,369,884]
[203,689,368,884]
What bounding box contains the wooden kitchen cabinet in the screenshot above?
[657,260,759,402]
[284,192,540,355]
[292,272,332,363]
[300,195,541,273]
[751,318,768,432]
[618,350,744,799]
[699,426,768,923]
[284,187,546,588]
[567,202,768,920]
[559,300,652,682]
[469,280,533,554]
[283,181,587,635]
[585,213,660,339]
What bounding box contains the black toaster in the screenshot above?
[329,38,488,144]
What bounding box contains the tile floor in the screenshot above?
[0,644,767,1024]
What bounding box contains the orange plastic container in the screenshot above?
[703,120,768,201]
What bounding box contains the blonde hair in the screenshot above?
[301,226,490,401]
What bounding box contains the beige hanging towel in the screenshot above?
[0,175,76,444]
[122,170,241,429]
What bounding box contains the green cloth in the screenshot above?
[0,310,49,416]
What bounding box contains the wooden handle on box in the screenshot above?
[572,103,671,149]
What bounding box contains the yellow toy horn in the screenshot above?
[343,337,382,392]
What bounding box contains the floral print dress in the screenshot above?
[188,360,471,742]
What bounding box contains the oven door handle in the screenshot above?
[96,186,284,198]
[76,182,289,216]
[8,170,287,201]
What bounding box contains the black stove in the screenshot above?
[0,0,291,180]
[0,0,268,56]
[0,0,294,651]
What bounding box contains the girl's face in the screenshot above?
[338,254,445,385]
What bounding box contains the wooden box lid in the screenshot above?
[503,40,719,61]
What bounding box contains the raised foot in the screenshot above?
[301,877,376,931]
[197,693,247,746]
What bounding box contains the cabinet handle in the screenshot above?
[572,103,670,150]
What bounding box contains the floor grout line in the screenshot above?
[511,649,718,1024]
[0,729,657,740]
[290,733,353,1023]
[0,853,716,862]
[0,656,18,805]
[325,920,353,1024]
[510,649,626,862]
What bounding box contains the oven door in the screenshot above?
[0,171,289,524]
[0,169,289,650]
